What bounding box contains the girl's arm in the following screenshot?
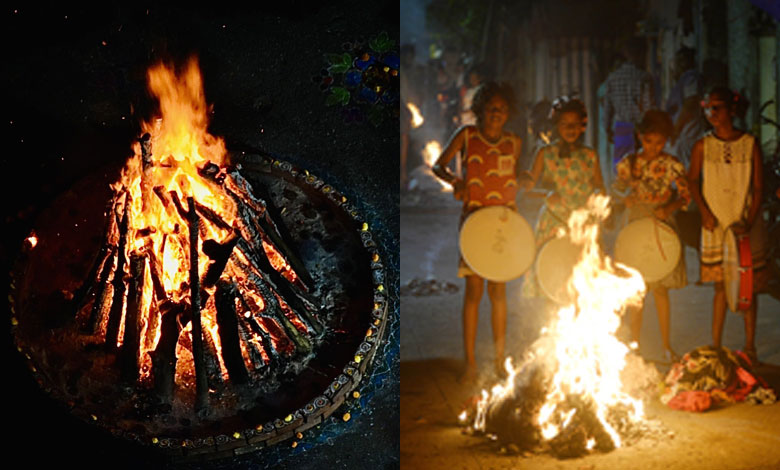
[519,147,545,191]
[654,157,691,220]
[432,126,468,193]
[687,139,717,230]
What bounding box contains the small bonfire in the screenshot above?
[460,195,663,458]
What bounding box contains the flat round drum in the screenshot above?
[535,236,581,305]
[614,217,680,284]
[458,206,535,282]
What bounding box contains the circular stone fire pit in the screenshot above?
[10,151,389,462]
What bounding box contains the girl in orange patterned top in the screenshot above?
[433,81,522,383]
[612,110,691,362]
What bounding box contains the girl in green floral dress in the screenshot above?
[520,97,606,298]
[612,110,691,362]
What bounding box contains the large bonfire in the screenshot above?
[74,57,320,410]
[462,195,661,458]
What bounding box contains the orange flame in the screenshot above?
[407,102,424,128]
[471,195,648,450]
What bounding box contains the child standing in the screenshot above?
[612,110,691,362]
[688,87,768,365]
[432,81,522,383]
[520,96,606,298]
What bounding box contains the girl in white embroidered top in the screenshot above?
[688,87,768,365]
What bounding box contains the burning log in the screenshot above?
[72,197,118,316]
[247,177,315,289]
[104,198,130,350]
[202,234,239,288]
[215,280,249,385]
[80,247,116,335]
[235,237,321,334]
[120,253,146,383]
[235,285,280,367]
[151,301,187,404]
[226,175,314,291]
[188,197,208,411]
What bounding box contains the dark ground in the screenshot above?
[2,3,398,469]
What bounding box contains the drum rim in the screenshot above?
[535,235,580,304]
[614,216,681,283]
[458,206,535,282]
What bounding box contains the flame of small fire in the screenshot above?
[407,102,424,128]
[25,233,38,249]
[470,195,647,450]
[422,140,440,167]
[421,140,452,192]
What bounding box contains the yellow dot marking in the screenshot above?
[291,441,298,448]
[353,391,360,399]
[342,413,351,422]
[377,285,384,292]
[284,414,293,422]
[361,222,368,231]
[296,432,303,439]
[152,437,159,444]
[233,432,241,439]
[354,355,362,363]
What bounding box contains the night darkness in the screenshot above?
[2,3,399,469]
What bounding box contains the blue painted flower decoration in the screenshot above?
[318,31,399,126]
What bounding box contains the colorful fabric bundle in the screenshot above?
[660,345,776,411]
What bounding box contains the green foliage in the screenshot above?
[327,53,354,74]
[369,31,394,53]
[326,87,350,106]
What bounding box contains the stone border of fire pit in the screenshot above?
[9,153,390,463]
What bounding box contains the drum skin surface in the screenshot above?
[459,206,535,282]
[614,217,681,283]
[535,236,581,304]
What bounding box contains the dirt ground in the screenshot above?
[401,192,780,470]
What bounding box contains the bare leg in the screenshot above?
[629,304,643,346]
[712,281,727,347]
[744,294,757,357]
[652,287,672,351]
[486,281,507,369]
[462,275,484,372]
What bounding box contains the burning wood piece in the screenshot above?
[120,253,146,383]
[104,198,130,350]
[236,237,320,334]
[215,280,249,385]
[151,301,188,404]
[225,172,314,291]
[72,198,118,316]
[247,178,315,290]
[80,247,116,335]
[202,234,239,287]
[188,197,208,411]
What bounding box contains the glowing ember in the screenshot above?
[407,102,424,128]
[466,195,651,456]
